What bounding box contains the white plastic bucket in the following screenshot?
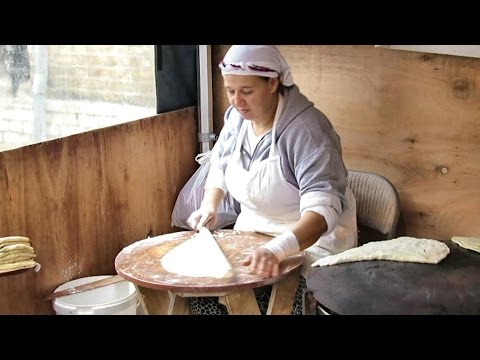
[52,275,139,315]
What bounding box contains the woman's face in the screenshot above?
[223,75,279,121]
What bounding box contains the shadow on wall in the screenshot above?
[0,45,30,97]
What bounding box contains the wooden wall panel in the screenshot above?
[212,45,480,240]
[0,107,198,314]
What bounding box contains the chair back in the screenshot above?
[347,170,400,240]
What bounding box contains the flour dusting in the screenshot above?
[122,232,187,254]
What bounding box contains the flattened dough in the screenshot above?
[452,236,480,253]
[311,237,450,267]
[161,228,232,278]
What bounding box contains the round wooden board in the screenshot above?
[115,230,304,294]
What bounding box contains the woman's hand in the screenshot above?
[242,248,280,278]
[186,205,218,230]
[186,187,225,231]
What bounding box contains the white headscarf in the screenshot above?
[218,45,294,87]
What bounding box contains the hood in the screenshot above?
[275,85,314,138]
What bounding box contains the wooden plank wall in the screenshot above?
[0,107,198,314]
[212,45,480,240]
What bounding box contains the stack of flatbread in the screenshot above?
[0,236,37,274]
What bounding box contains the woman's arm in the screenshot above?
[242,211,327,278]
[291,211,327,251]
[187,107,242,230]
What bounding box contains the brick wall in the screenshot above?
[0,45,156,151]
[47,45,155,106]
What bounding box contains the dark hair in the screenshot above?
[260,76,284,94]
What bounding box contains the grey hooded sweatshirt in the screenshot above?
[206,84,348,232]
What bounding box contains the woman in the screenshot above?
[187,45,357,315]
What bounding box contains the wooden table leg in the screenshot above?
[219,289,261,315]
[266,267,301,315]
[167,292,191,315]
[135,285,190,315]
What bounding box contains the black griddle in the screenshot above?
[306,241,480,315]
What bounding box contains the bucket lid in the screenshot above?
[53,276,137,314]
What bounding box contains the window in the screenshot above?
[0,45,156,152]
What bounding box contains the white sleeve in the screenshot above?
[204,141,228,193]
[205,165,227,193]
[300,191,342,235]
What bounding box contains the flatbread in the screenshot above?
[0,251,28,259]
[0,244,34,253]
[0,236,30,250]
[0,260,36,274]
[311,237,450,267]
[0,253,35,264]
[161,227,232,278]
[452,236,480,253]
[0,236,30,244]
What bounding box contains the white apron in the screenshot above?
[224,119,357,275]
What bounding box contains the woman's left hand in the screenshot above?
[242,248,280,278]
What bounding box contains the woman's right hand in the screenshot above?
[242,247,280,278]
[186,205,218,230]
